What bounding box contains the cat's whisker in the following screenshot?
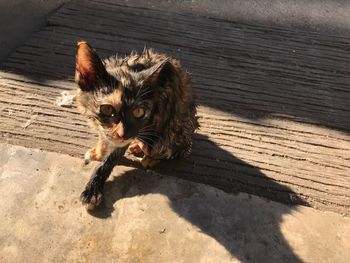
[136,83,143,98]
[140,88,153,96]
[141,123,154,128]
[139,127,158,134]
[138,135,159,142]
[138,133,157,141]
[138,133,159,144]
[139,124,155,131]
[138,128,156,133]
[138,88,153,99]
[136,137,152,149]
[138,130,159,136]
[138,131,159,138]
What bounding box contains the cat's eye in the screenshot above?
[132,107,145,119]
[100,104,115,117]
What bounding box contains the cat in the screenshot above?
[75,41,199,210]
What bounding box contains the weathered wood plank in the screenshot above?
[0,0,350,215]
[3,4,350,131]
[4,26,350,133]
[0,72,349,214]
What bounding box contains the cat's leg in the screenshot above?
[81,146,127,210]
[84,134,109,164]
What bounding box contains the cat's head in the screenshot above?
[75,41,175,149]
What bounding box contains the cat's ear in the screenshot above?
[75,41,109,91]
[141,59,176,88]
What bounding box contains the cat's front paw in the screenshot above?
[129,140,149,158]
[80,184,103,210]
[84,147,103,165]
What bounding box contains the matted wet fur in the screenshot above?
[75,41,199,209]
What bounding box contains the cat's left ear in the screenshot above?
[141,59,177,88]
[75,41,109,91]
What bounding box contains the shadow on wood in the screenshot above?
[118,134,308,206]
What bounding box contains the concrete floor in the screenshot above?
[0,143,349,263]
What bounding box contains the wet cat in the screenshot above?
[75,41,199,209]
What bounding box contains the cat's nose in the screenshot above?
[116,122,124,138]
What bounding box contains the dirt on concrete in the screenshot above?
[0,144,350,263]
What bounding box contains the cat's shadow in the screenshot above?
[88,134,306,263]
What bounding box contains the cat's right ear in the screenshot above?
[75,41,109,91]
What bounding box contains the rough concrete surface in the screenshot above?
[0,143,349,263]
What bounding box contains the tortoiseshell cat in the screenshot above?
[75,41,199,209]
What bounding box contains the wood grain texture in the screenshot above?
[0,0,349,215]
